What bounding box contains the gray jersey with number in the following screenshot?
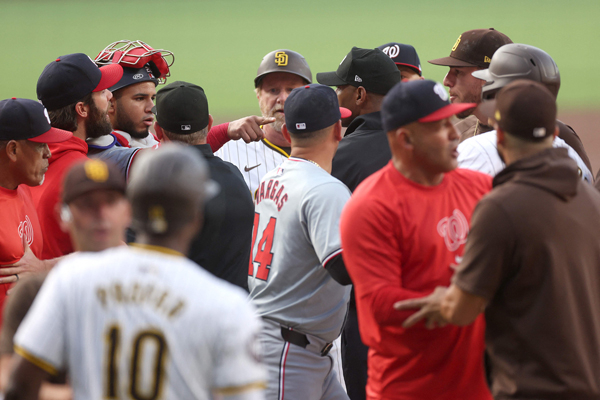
[248,157,352,343]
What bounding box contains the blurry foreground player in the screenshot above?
[5,144,266,400]
[0,159,128,399]
[340,80,493,400]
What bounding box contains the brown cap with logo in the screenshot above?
[479,80,556,141]
[428,28,512,69]
[62,159,126,204]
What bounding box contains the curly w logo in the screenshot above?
[437,209,469,252]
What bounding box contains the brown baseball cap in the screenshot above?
[62,159,126,204]
[479,80,556,141]
[428,28,512,68]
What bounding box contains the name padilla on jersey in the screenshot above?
[255,177,288,211]
[96,282,186,319]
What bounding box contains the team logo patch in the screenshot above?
[84,160,109,182]
[484,56,492,63]
[533,127,546,137]
[133,73,144,80]
[355,75,363,83]
[274,51,288,66]
[144,65,155,79]
[43,108,51,124]
[18,215,34,247]
[452,35,462,52]
[433,82,448,101]
[296,123,306,130]
[181,125,191,131]
[437,209,469,251]
[382,44,400,59]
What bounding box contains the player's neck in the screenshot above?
[290,148,334,174]
[392,158,445,186]
[264,125,291,148]
[135,233,191,256]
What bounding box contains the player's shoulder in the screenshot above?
[458,130,497,152]
[450,168,493,193]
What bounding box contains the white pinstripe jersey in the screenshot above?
[14,245,266,400]
[214,139,289,196]
[248,158,352,343]
[457,130,593,183]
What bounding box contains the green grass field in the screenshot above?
[1,0,598,119]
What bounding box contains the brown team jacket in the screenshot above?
[454,148,600,399]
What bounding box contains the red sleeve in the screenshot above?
[340,196,429,327]
[207,123,230,152]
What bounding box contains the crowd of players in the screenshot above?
[0,27,599,400]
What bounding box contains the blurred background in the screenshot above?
[2,0,599,171]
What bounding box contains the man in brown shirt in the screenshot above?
[395,80,600,399]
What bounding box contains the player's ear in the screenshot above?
[4,140,18,162]
[552,124,559,139]
[107,95,117,115]
[399,128,413,149]
[333,120,343,142]
[154,122,165,142]
[75,101,88,118]
[207,115,214,133]
[281,124,292,144]
[355,86,367,106]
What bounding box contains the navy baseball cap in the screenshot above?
[381,80,477,132]
[284,84,352,134]
[109,65,159,92]
[317,47,400,95]
[37,53,123,111]
[377,42,422,76]
[0,98,73,143]
[154,81,210,134]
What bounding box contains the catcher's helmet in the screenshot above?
[473,43,560,100]
[95,40,175,92]
[255,49,312,88]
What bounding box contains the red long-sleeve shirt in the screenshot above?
[340,162,492,400]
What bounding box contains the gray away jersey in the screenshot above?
[248,157,352,343]
[15,246,266,400]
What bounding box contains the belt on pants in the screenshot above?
[280,326,333,357]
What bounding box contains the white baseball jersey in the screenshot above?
[457,130,593,183]
[248,157,352,343]
[215,139,289,196]
[14,245,266,400]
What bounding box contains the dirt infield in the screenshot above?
[559,109,600,176]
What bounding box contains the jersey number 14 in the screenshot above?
[248,212,277,281]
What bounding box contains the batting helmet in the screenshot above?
[473,43,560,100]
[254,49,312,88]
[127,143,218,236]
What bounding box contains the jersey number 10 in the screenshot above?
[104,325,167,400]
[248,212,277,281]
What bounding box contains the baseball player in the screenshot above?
[215,49,312,195]
[377,42,424,81]
[428,28,513,140]
[248,84,353,400]
[0,98,72,327]
[457,43,593,183]
[6,144,266,400]
[340,80,493,400]
[0,158,129,398]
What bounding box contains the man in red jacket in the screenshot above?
[340,80,492,400]
[29,53,123,260]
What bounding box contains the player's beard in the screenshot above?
[260,103,285,133]
[85,101,113,139]
[115,101,150,139]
